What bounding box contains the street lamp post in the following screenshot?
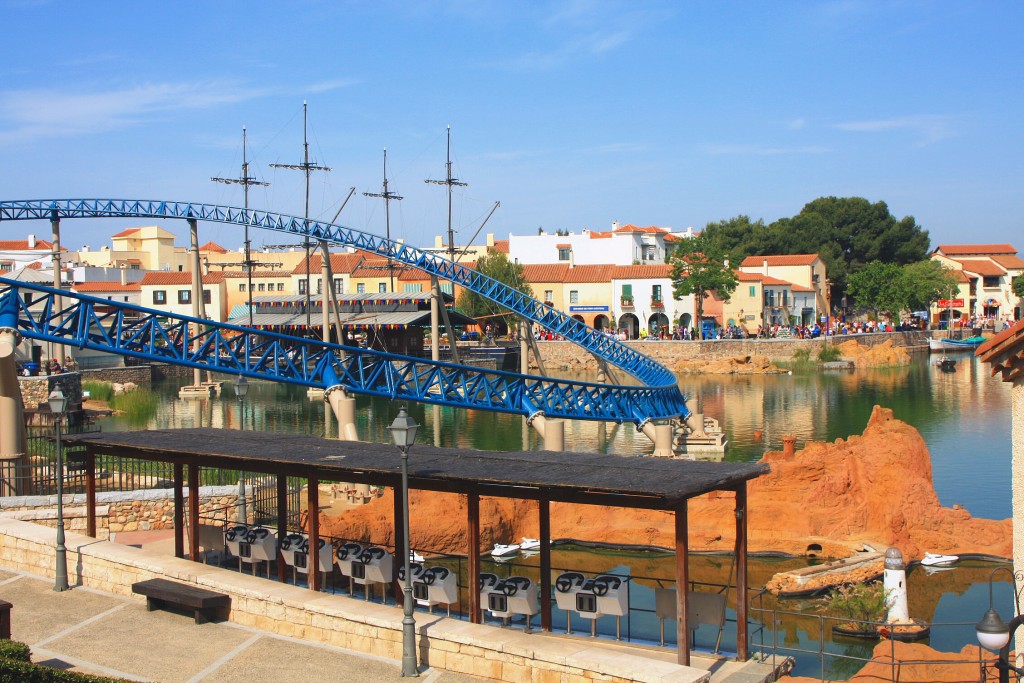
[976,567,1024,683]
[235,376,249,523]
[47,388,69,592]
[388,406,419,677]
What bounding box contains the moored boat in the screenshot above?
[491,543,520,557]
[920,552,959,567]
[929,336,986,352]
[520,537,541,551]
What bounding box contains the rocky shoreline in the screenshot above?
[318,405,1010,563]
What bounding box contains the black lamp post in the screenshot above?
[388,406,419,677]
[235,376,249,523]
[976,567,1024,683]
[47,387,69,592]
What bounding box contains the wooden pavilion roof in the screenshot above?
[64,428,769,510]
[977,318,1024,383]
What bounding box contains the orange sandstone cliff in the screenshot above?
[318,406,1010,561]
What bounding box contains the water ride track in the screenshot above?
[0,199,688,424]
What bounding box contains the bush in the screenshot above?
[817,345,842,362]
[81,381,113,403]
[822,582,889,625]
[109,390,157,422]
[0,639,131,682]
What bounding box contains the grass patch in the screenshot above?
[777,348,816,372]
[109,389,157,422]
[81,380,114,403]
[817,345,842,362]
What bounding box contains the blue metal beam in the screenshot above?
[0,198,688,423]
[0,279,687,423]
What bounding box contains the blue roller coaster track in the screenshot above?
[0,199,688,426]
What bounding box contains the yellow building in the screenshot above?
[931,244,1024,325]
[738,254,829,315]
[138,272,228,322]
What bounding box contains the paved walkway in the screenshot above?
[0,567,480,683]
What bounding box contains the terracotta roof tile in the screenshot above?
[564,264,615,283]
[992,254,1024,269]
[611,264,673,279]
[588,231,613,239]
[111,228,141,238]
[140,272,225,285]
[222,270,286,279]
[739,254,820,267]
[613,224,670,234]
[199,241,228,254]
[0,239,56,250]
[291,252,365,275]
[936,244,1017,256]
[72,282,140,293]
[489,240,509,253]
[521,264,570,283]
[955,259,1007,276]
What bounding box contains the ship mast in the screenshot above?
[211,126,269,328]
[425,126,468,262]
[271,102,332,332]
[363,150,403,293]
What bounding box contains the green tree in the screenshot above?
[455,252,533,332]
[703,215,769,266]
[846,261,904,319]
[902,260,960,314]
[669,232,738,339]
[1013,276,1024,300]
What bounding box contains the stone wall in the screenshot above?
[0,517,699,682]
[81,365,153,384]
[531,331,932,373]
[18,373,83,424]
[0,486,240,535]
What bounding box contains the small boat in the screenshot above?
[520,537,541,551]
[920,552,959,567]
[936,357,957,372]
[929,336,986,352]
[409,550,424,563]
[490,543,520,557]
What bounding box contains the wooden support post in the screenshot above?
[735,484,749,661]
[308,477,320,591]
[173,464,184,558]
[187,464,200,563]
[85,450,96,538]
[539,498,552,631]
[675,501,690,667]
[467,492,481,623]
[393,483,404,604]
[277,474,288,582]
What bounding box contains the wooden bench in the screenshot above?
[132,578,230,624]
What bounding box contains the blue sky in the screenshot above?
[1,1,1021,254]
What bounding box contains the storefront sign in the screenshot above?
[938,299,964,308]
[569,305,609,312]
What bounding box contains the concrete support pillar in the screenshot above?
[782,434,797,457]
[50,212,65,367]
[0,328,27,495]
[519,320,529,375]
[431,278,441,362]
[326,388,358,441]
[188,218,203,388]
[685,412,706,438]
[528,413,564,451]
[640,420,674,457]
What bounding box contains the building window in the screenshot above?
[642,245,657,261]
[124,296,128,302]
[378,283,388,293]
[764,289,775,307]
[0,262,12,273]
[440,282,454,295]
[557,248,570,261]
[203,290,211,305]
[652,284,662,301]
[403,283,423,293]
[570,290,579,304]
[153,290,167,305]
[178,290,191,305]
[239,284,245,292]
[749,285,756,297]
[277,283,284,292]
[544,289,554,304]
[298,280,307,295]
[333,277,343,293]
[357,283,366,294]
[983,276,1000,288]
[130,263,140,270]
[316,279,322,295]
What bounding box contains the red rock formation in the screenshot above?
[318,406,1011,561]
[784,641,997,682]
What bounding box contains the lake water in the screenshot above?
[102,349,1014,678]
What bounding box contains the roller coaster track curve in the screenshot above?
[0,199,688,425]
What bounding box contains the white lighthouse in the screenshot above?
[883,547,910,624]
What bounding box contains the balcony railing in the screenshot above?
[620,297,634,307]
[651,299,665,309]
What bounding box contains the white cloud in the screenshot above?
[834,115,955,145]
[0,80,266,145]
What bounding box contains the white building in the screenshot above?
[611,264,696,339]
[508,222,694,267]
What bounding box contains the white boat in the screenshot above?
[409,550,424,563]
[929,336,985,352]
[920,552,959,567]
[490,543,520,557]
[520,537,541,551]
